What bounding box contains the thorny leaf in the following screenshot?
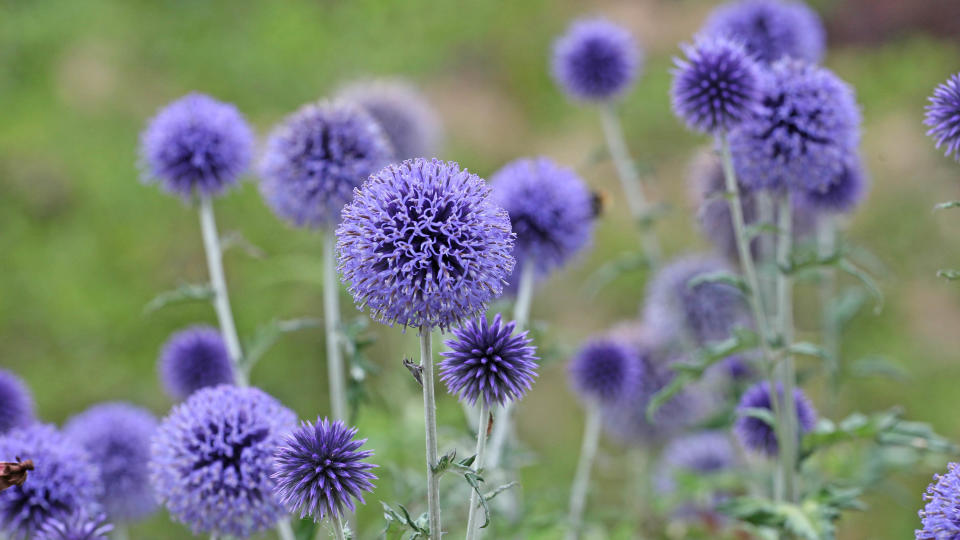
[802,408,958,458]
[934,200,960,211]
[937,269,960,281]
[381,502,428,538]
[143,283,213,314]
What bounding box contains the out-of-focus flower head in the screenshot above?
[702,0,826,64]
[0,369,34,435]
[551,18,642,102]
[158,325,235,400]
[568,338,642,405]
[734,381,816,456]
[796,154,868,214]
[655,431,737,493]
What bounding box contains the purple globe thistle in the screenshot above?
[337,79,442,161]
[140,93,254,199]
[0,369,34,434]
[796,154,868,213]
[64,403,158,522]
[734,381,816,456]
[158,325,235,400]
[150,385,296,537]
[337,158,515,330]
[655,431,737,493]
[730,59,861,193]
[671,37,762,135]
[702,0,826,64]
[439,314,538,407]
[272,418,377,522]
[0,425,103,539]
[35,511,113,540]
[925,73,960,161]
[568,338,642,405]
[551,18,642,102]
[917,462,960,539]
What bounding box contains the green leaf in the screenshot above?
[381,502,427,538]
[242,318,321,372]
[934,200,960,211]
[827,287,867,330]
[687,271,750,295]
[838,259,883,313]
[787,342,831,361]
[219,230,265,258]
[584,251,650,298]
[850,355,909,381]
[741,407,777,428]
[645,372,695,422]
[937,269,960,281]
[143,283,213,314]
[743,222,781,240]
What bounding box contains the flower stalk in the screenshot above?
[276,518,296,540]
[323,229,347,421]
[775,193,799,503]
[465,400,491,540]
[420,328,442,538]
[565,401,601,540]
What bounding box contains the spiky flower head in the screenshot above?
[439,314,538,407]
[158,325,235,400]
[0,425,103,539]
[655,431,737,492]
[35,511,113,540]
[150,385,296,538]
[796,154,868,213]
[551,18,642,101]
[0,369,34,435]
[260,100,393,229]
[568,338,642,405]
[64,403,158,522]
[917,462,960,539]
[337,158,515,330]
[272,418,377,522]
[702,0,826,64]
[925,73,960,162]
[140,93,253,199]
[734,381,816,456]
[671,37,762,134]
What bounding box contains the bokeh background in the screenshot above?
[3,0,960,538]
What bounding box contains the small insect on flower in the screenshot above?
[0,457,33,492]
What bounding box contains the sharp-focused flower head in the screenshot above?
[260,100,393,229]
[440,314,538,407]
[64,403,158,522]
[568,338,642,404]
[917,462,960,539]
[734,381,816,456]
[671,37,762,134]
[35,511,113,540]
[925,73,960,162]
[273,418,377,522]
[337,158,515,330]
[551,18,642,101]
[140,93,254,198]
[0,369,34,435]
[158,326,235,400]
[150,385,296,537]
[655,431,737,492]
[0,425,103,539]
[702,0,825,64]
[796,154,868,213]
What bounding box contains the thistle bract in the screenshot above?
[0,369,34,435]
[158,325,235,400]
[734,381,816,456]
[925,73,960,162]
[551,18,641,101]
[702,0,825,64]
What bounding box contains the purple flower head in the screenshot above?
[568,338,642,405]
[702,0,825,64]
[730,59,861,192]
[796,154,868,213]
[925,73,960,161]
[64,403,158,522]
[671,37,762,134]
[917,462,960,539]
[0,369,34,435]
[0,425,103,539]
[440,314,538,407]
[551,18,642,102]
[655,431,737,493]
[260,100,393,229]
[272,418,377,522]
[158,325,235,400]
[140,93,253,199]
[337,159,515,330]
[35,511,112,540]
[150,385,296,537]
[734,381,816,456]
[337,79,442,161]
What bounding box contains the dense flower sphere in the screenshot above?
[140,93,254,198]
[796,155,868,213]
[730,59,861,192]
[273,418,377,522]
[64,403,158,522]
[568,338,641,404]
[917,462,960,539]
[925,73,960,162]
[260,100,393,228]
[671,37,762,134]
[702,0,826,64]
[337,158,515,330]
[0,425,103,539]
[158,325,235,400]
[35,511,113,540]
[439,313,538,407]
[734,381,817,456]
[150,385,296,537]
[551,18,642,101]
[0,369,34,434]
[655,431,737,492]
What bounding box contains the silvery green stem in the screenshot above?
[465,400,491,540]
[323,230,347,421]
[199,196,247,387]
[420,328,442,539]
[776,194,799,503]
[276,518,296,540]
[757,190,777,313]
[818,215,841,404]
[329,518,347,540]
[111,525,129,540]
[565,402,601,540]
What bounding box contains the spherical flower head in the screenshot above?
[158,325,235,400]
[0,369,34,434]
[568,338,642,404]
[440,314,538,407]
[551,18,642,101]
[734,381,816,456]
[671,37,762,134]
[337,79,442,161]
[655,431,736,493]
[730,59,861,192]
[925,73,960,161]
[917,462,960,539]
[796,154,868,214]
[0,425,103,539]
[702,0,826,64]
[337,158,515,330]
[150,385,296,537]
[272,418,377,522]
[140,93,253,199]
[35,511,112,540]
[64,403,158,522]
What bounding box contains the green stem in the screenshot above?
[420,328,442,538]
[111,524,129,540]
[565,403,602,540]
[818,215,841,408]
[465,401,491,540]
[776,193,799,503]
[276,518,296,540]
[323,230,347,421]
[330,517,347,540]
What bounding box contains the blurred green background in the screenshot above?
[3,0,960,538]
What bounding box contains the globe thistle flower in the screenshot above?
[925,73,960,161]
[796,155,868,213]
[439,313,538,407]
[337,79,442,161]
[551,18,642,102]
[140,93,254,199]
[64,403,158,522]
[150,385,296,537]
[655,431,737,493]
[734,381,816,456]
[730,59,861,193]
[568,338,642,405]
[158,325,235,400]
[702,0,826,64]
[671,37,762,134]
[0,369,34,434]
[917,462,960,539]
[273,418,377,522]
[0,425,103,539]
[35,511,112,540]
[337,158,515,330]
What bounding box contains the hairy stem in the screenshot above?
[465,400,492,540]
[329,517,347,540]
[323,230,347,421]
[276,518,296,540]
[818,215,841,408]
[420,328,442,538]
[565,402,602,540]
[776,194,799,503]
